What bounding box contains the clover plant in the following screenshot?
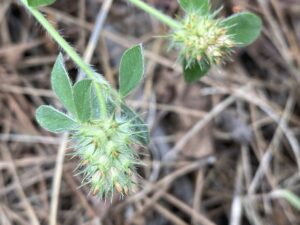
[21,0,148,199]
[128,0,263,82]
[21,0,263,200]
[36,49,148,199]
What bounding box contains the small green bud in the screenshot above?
[171,11,235,68]
[73,115,143,199]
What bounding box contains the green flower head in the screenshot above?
[73,114,143,198]
[172,11,235,68]
[172,0,262,82]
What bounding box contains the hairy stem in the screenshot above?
[20,0,107,117]
[128,0,181,29]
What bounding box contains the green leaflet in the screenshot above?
[178,0,210,14]
[36,105,79,133]
[51,53,77,117]
[183,59,211,83]
[90,87,101,120]
[27,0,56,7]
[222,12,262,47]
[119,44,144,97]
[73,79,93,122]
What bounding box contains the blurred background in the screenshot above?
[0,0,300,224]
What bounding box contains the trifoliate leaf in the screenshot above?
[73,79,92,122]
[178,0,210,14]
[119,44,144,97]
[51,53,77,117]
[36,105,79,133]
[183,59,210,83]
[27,0,56,7]
[222,12,262,47]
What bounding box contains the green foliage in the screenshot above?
[36,105,79,133]
[73,79,92,122]
[27,0,56,7]
[183,59,210,83]
[119,44,144,97]
[51,54,77,117]
[35,50,149,199]
[24,0,150,200]
[222,12,263,47]
[178,0,210,14]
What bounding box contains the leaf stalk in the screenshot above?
[128,0,181,29]
[20,0,108,117]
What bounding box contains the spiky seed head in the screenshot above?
[73,115,142,199]
[171,11,235,67]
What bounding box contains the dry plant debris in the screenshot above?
[0,0,300,225]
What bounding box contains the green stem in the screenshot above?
[128,0,181,29]
[20,0,107,117]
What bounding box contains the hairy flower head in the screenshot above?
[73,113,143,199]
[171,11,235,68]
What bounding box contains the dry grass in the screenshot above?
[0,0,300,224]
